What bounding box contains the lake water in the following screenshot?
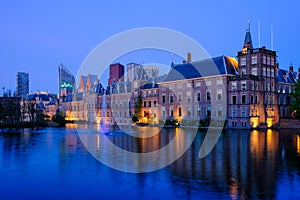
[0,125,300,199]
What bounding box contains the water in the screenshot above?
[0,125,300,200]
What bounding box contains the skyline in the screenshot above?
[1,0,300,94]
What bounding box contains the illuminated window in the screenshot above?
[251,56,257,64]
[232,82,237,91]
[267,56,271,65]
[263,56,266,64]
[240,57,246,66]
[252,67,257,75]
[263,67,266,76]
[170,107,174,117]
[271,68,274,77]
[241,68,246,75]
[241,81,247,90]
[271,57,275,66]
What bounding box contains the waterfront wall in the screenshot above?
[279,119,300,129]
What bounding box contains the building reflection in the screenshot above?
[167,129,285,199]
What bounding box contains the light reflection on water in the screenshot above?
[0,126,299,199]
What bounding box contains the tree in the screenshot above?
[290,80,300,118]
[52,111,66,126]
[132,94,142,123]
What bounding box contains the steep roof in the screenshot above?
[276,69,300,84]
[162,56,238,82]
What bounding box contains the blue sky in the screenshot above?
[1,0,300,94]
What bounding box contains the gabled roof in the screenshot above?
[141,74,167,89]
[276,69,300,84]
[25,93,57,101]
[89,74,98,85]
[162,56,237,82]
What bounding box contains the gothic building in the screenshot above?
[227,24,279,128]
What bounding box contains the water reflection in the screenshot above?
[0,128,300,199]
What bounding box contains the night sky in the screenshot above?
[1,0,299,94]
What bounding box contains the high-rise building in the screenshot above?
[58,63,75,100]
[126,63,143,82]
[108,63,124,85]
[16,72,29,97]
[144,66,159,78]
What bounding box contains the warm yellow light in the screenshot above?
[267,118,273,128]
[297,135,300,154]
[250,117,259,128]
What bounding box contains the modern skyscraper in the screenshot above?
[58,63,75,100]
[108,63,124,85]
[16,72,29,97]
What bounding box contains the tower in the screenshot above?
[58,63,75,101]
[108,63,124,85]
[16,72,29,97]
[228,22,278,128]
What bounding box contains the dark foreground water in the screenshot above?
[0,125,300,200]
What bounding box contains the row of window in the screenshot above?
[240,67,275,77]
[161,79,223,91]
[240,55,275,66]
[161,105,223,117]
[161,91,222,103]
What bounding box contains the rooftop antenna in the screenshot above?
[271,24,274,50]
[258,19,261,47]
[170,53,174,63]
[247,20,250,32]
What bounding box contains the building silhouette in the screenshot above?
[108,63,124,85]
[58,63,75,101]
[16,72,29,97]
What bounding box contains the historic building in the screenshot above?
[227,24,278,128]
[64,24,300,129]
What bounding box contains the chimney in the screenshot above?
[187,52,191,63]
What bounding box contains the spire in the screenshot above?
[243,20,253,49]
